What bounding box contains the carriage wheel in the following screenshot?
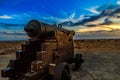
[54,62,71,80]
[74,53,84,70]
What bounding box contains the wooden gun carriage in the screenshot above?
[1,20,83,80]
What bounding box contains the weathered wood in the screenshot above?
[31,61,44,73]
[49,64,56,75]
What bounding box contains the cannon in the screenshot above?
[1,20,84,80]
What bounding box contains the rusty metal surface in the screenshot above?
[24,20,74,39]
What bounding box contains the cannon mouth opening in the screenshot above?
[25,24,37,37]
[24,20,41,38]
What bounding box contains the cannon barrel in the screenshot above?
[24,20,75,39]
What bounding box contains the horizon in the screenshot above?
[1,0,120,40]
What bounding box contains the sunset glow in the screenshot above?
[76,24,120,33]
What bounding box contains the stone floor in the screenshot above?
[0,53,15,80]
[72,51,120,80]
[0,51,120,80]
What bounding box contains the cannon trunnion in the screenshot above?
[1,20,83,80]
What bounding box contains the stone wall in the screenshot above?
[74,39,120,52]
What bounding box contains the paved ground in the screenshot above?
[0,51,120,80]
[0,53,15,80]
[72,51,120,80]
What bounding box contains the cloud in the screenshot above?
[85,6,101,14]
[69,12,75,19]
[20,12,88,24]
[117,0,120,5]
[0,15,13,19]
[57,13,90,23]
[78,14,90,21]
[0,12,87,24]
[43,12,77,24]
[57,12,76,22]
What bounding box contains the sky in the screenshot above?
[0,0,119,24]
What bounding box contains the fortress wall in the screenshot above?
[74,39,120,52]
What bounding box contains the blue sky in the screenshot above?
[0,0,119,24]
